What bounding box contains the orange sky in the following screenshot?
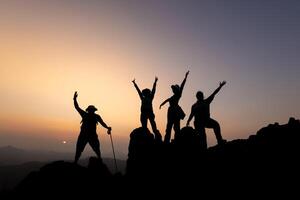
[0,1,299,159]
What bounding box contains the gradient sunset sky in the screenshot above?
[0,0,299,159]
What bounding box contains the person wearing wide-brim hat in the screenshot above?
[160,71,189,144]
[86,105,98,112]
[73,91,111,164]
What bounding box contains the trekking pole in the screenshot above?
[108,129,118,173]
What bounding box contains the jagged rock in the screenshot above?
[15,158,113,197]
[11,118,300,196]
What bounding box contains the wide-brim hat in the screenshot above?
[86,105,98,112]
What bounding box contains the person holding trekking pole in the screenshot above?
[73,91,112,164]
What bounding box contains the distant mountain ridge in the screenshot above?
[0,146,126,191]
[0,146,73,165]
[0,146,125,169]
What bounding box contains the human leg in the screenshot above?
[89,134,102,160]
[205,118,226,144]
[74,133,88,164]
[140,113,148,131]
[164,108,174,144]
[164,120,173,144]
[149,115,162,142]
[194,121,207,149]
[173,119,181,140]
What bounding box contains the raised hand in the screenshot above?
[185,70,190,78]
[132,79,136,84]
[155,76,158,82]
[220,81,226,87]
[73,91,78,100]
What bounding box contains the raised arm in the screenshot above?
[132,79,143,100]
[159,97,170,109]
[180,71,189,94]
[73,91,85,116]
[186,106,195,126]
[151,77,158,98]
[97,115,112,134]
[207,81,226,102]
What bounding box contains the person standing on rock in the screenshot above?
[160,71,189,143]
[186,81,227,149]
[73,91,111,164]
[132,77,162,141]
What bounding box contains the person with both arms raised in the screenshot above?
[132,77,162,141]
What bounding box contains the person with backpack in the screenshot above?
[73,91,111,164]
[160,71,189,143]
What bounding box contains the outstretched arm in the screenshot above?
[73,91,85,116]
[151,77,158,98]
[180,71,189,94]
[186,107,195,126]
[97,115,112,134]
[132,79,143,100]
[207,81,226,102]
[159,98,170,109]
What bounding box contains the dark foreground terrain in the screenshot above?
[1,117,299,198]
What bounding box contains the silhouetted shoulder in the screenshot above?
[192,102,198,109]
[95,113,104,122]
[95,113,101,119]
[205,96,214,104]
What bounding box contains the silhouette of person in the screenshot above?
[160,71,189,143]
[132,77,162,141]
[73,91,111,164]
[186,81,227,148]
